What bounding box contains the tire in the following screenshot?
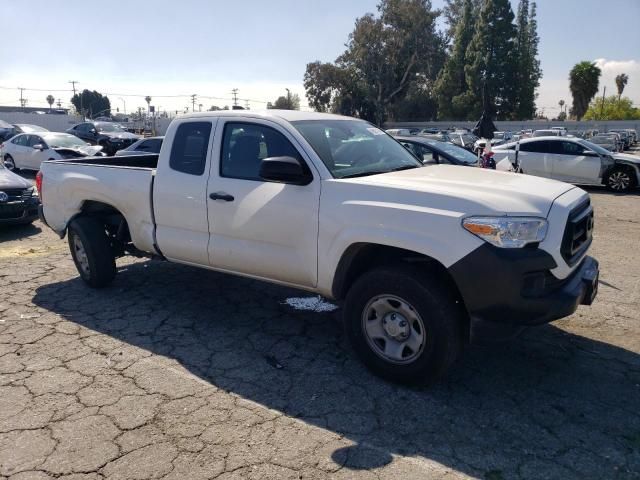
[605,167,636,193]
[67,217,116,288]
[3,155,17,171]
[343,265,463,385]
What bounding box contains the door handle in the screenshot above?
[209,192,234,202]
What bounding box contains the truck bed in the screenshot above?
[53,153,159,169]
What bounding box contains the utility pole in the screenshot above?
[190,94,197,113]
[69,80,82,118]
[18,88,27,110]
[600,86,606,120]
[244,100,250,110]
[231,88,239,107]
[286,88,291,109]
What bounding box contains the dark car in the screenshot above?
[66,121,140,155]
[0,161,39,225]
[114,136,164,156]
[395,136,479,166]
[0,119,16,141]
[448,132,478,151]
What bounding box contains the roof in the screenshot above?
[179,109,355,122]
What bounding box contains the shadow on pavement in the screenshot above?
[33,260,640,479]
[0,222,42,241]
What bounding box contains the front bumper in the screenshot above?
[0,199,39,225]
[448,244,599,343]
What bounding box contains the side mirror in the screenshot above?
[32,144,45,151]
[259,156,311,185]
[89,129,97,135]
[583,151,599,157]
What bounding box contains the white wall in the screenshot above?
[0,112,84,132]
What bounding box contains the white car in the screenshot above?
[493,136,640,192]
[114,136,164,156]
[0,132,103,171]
[533,129,563,137]
[38,110,599,384]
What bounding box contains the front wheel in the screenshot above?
[605,167,636,192]
[3,155,16,171]
[67,217,116,288]
[343,265,463,385]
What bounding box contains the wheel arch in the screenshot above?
[332,243,466,309]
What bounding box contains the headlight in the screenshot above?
[462,216,548,248]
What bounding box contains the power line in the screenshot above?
[231,88,239,107]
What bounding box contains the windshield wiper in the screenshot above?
[338,164,419,179]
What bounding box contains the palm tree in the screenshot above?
[558,99,565,114]
[46,94,55,112]
[569,61,601,120]
[145,96,152,115]
[615,73,629,101]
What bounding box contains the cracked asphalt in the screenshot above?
[0,187,639,479]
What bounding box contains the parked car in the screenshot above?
[473,131,512,153]
[66,121,140,155]
[0,133,103,171]
[419,132,453,143]
[115,136,164,156]
[385,128,412,136]
[0,161,39,225]
[624,129,637,144]
[0,119,15,141]
[550,127,567,135]
[608,129,631,150]
[39,110,599,384]
[567,130,586,139]
[448,132,478,151]
[13,124,49,134]
[589,135,619,153]
[533,129,563,137]
[601,133,624,152]
[395,136,479,166]
[493,136,639,192]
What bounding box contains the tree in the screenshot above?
[46,94,55,112]
[434,0,476,119]
[70,90,111,118]
[462,0,519,120]
[513,0,541,119]
[615,73,629,101]
[558,99,565,118]
[583,95,640,120]
[569,61,601,120]
[145,96,152,114]
[442,0,481,42]
[271,90,301,110]
[304,0,445,124]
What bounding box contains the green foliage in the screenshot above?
[270,93,301,110]
[462,0,519,120]
[45,95,55,110]
[304,0,445,124]
[442,0,481,42]
[569,61,601,120]
[513,1,541,119]
[583,95,640,120]
[615,73,629,98]
[70,90,111,118]
[434,0,476,119]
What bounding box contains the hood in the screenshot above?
[0,167,32,189]
[101,131,139,140]
[613,153,640,165]
[339,165,576,217]
[52,144,103,157]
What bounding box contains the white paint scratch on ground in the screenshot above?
[283,295,339,312]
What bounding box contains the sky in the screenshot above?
[1,0,639,118]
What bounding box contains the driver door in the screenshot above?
[25,135,49,170]
[206,118,320,287]
[551,141,601,184]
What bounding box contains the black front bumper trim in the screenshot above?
[448,244,599,343]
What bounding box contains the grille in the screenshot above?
[561,199,593,266]
[0,188,31,201]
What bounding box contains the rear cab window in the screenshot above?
[169,122,212,175]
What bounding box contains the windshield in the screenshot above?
[426,141,478,165]
[44,133,87,148]
[580,139,612,156]
[96,123,125,132]
[291,119,421,178]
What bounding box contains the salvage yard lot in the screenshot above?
[0,189,639,479]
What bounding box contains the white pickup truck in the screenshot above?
[38,111,599,384]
